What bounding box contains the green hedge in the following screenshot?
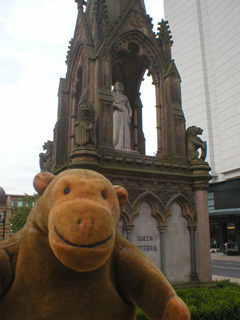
[136,281,240,320]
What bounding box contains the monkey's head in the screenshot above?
[32,169,128,272]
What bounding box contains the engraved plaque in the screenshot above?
[131,201,161,268]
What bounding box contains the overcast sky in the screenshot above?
[0,0,164,195]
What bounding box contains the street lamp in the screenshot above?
[0,210,7,240]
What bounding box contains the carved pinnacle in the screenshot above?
[75,0,87,8]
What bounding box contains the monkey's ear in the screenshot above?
[114,186,128,206]
[33,172,55,195]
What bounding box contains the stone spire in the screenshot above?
[70,0,148,49]
[157,19,173,61]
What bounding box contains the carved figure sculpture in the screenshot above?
[39,140,53,171]
[75,104,96,147]
[0,169,190,320]
[187,126,207,162]
[112,81,132,150]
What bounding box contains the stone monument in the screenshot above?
[43,0,212,284]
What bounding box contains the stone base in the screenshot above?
[115,148,139,155]
[172,281,215,289]
[69,146,101,169]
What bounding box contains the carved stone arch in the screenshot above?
[117,202,133,240]
[110,30,166,155]
[98,46,111,87]
[129,191,163,269]
[110,30,166,87]
[165,193,198,281]
[71,46,85,95]
[166,193,196,225]
[132,191,166,225]
[120,201,133,224]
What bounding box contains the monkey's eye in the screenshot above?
[101,191,107,199]
[64,186,71,195]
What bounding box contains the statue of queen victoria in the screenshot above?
[112,81,132,150]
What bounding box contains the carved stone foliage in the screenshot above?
[75,0,92,43]
[181,191,195,209]
[92,0,109,27]
[75,104,96,147]
[128,11,143,29]
[127,187,145,203]
[187,126,207,162]
[39,140,53,172]
[154,190,179,205]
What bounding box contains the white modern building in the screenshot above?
[164,0,240,183]
[164,0,240,252]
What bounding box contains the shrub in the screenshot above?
[136,281,240,320]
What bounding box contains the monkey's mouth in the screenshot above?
[54,226,113,249]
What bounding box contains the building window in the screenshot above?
[208,192,215,212]
[17,201,23,207]
[214,188,240,210]
[11,200,15,207]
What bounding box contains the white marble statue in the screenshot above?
[112,81,132,150]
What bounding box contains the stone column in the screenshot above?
[133,106,138,151]
[70,93,77,152]
[188,225,198,281]
[158,225,166,274]
[125,224,134,242]
[194,189,212,282]
[154,81,163,155]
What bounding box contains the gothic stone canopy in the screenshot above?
[51,0,211,189]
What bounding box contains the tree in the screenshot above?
[10,194,38,234]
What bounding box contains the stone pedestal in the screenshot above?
[69,147,101,169]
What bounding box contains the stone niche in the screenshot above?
[117,199,194,283]
[165,203,191,283]
[130,202,161,269]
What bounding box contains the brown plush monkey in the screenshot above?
[0,169,190,320]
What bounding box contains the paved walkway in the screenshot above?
[211,252,240,284]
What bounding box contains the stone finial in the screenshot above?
[75,0,87,9]
[187,126,207,162]
[157,19,173,45]
[157,19,173,61]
